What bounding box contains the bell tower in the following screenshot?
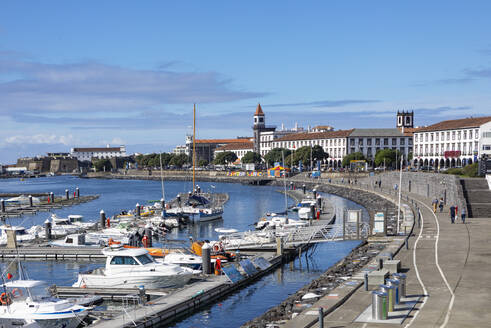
[253,104,265,153]
[397,110,414,129]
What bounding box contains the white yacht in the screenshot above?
[50,234,100,247]
[0,225,37,245]
[255,215,308,230]
[72,246,196,289]
[67,215,98,230]
[296,199,317,220]
[0,279,89,328]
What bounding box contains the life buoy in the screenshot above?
[213,244,220,252]
[11,288,22,297]
[0,292,11,305]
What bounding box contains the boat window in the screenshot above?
[110,256,138,265]
[66,238,73,244]
[136,254,154,265]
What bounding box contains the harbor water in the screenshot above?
[0,176,368,327]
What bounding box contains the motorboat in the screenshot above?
[50,234,101,247]
[72,246,196,289]
[0,225,37,245]
[5,195,40,205]
[214,227,238,234]
[255,215,308,230]
[67,215,98,230]
[157,249,203,270]
[0,279,89,328]
[295,199,317,220]
[85,228,133,245]
[199,207,223,221]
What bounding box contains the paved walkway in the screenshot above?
[308,189,491,328]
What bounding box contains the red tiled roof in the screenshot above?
[215,142,254,151]
[254,103,264,116]
[274,129,354,142]
[398,127,421,136]
[72,147,122,152]
[195,138,252,144]
[416,116,491,132]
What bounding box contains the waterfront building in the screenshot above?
[70,145,127,162]
[413,116,491,168]
[187,136,252,164]
[214,141,254,161]
[173,144,188,156]
[252,104,276,154]
[272,130,353,168]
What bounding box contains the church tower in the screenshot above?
[253,103,265,153]
[397,110,414,129]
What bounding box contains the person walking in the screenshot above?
[461,206,467,224]
[432,198,438,213]
[439,197,444,212]
[449,205,456,224]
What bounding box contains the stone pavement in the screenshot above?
[304,190,491,328]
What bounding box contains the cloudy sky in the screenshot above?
[1,1,491,163]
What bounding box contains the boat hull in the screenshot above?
[73,272,194,289]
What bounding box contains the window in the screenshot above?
[384,138,389,146]
[350,139,355,146]
[475,129,479,139]
[415,134,418,142]
[463,131,467,139]
[457,131,461,140]
[469,130,473,139]
[392,138,397,145]
[430,133,434,142]
[359,138,363,145]
[375,138,380,146]
[452,131,455,140]
[447,131,450,140]
[367,139,372,146]
[110,256,138,265]
[400,138,405,145]
[136,254,154,265]
[425,133,428,142]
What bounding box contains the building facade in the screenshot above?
[252,104,276,154]
[214,141,254,161]
[187,136,252,164]
[70,145,127,162]
[413,116,491,168]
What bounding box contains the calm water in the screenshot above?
[0,176,368,327]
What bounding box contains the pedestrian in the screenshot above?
[461,206,467,224]
[432,198,438,213]
[449,204,456,224]
[439,198,444,212]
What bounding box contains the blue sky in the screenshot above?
[1,1,491,163]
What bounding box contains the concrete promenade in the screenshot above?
[296,182,491,328]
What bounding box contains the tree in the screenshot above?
[374,149,401,168]
[198,159,208,167]
[169,154,189,168]
[93,159,112,172]
[263,148,291,167]
[213,151,238,165]
[341,152,366,167]
[285,145,328,168]
[241,152,262,164]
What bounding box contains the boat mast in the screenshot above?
[193,104,196,192]
[282,151,288,219]
[160,152,165,201]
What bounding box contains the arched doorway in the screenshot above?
[457,158,462,167]
[424,159,428,166]
[440,159,445,168]
[468,158,473,165]
[451,159,456,167]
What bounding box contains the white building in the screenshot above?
[173,144,188,156]
[70,145,127,162]
[413,116,491,168]
[214,141,254,161]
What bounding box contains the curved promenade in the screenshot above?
[285,177,491,328]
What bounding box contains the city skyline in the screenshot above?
[1,1,491,163]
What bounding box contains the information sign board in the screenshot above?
[373,212,385,233]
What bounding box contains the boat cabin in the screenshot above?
[102,247,156,268]
[0,225,30,237]
[68,215,84,224]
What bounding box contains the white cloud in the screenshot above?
[4,134,75,145]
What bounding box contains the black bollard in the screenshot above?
[364,272,369,291]
[100,210,106,229]
[0,199,4,212]
[76,187,80,198]
[317,195,322,208]
[290,181,293,190]
[202,243,212,274]
[318,307,324,328]
[50,192,54,203]
[379,258,384,270]
[302,184,306,194]
[44,219,52,240]
[136,203,141,217]
[313,188,317,199]
[28,195,33,207]
[65,189,69,200]
[177,195,181,206]
[405,238,409,250]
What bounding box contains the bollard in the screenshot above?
[65,189,69,200]
[145,225,153,247]
[318,307,324,328]
[317,195,322,208]
[138,286,146,305]
[28,195,33,207]
[50,192,54,203]
[387,279,400,304]
[136,203,141,217]
[276,237,283,256]
[405,238,409,250]
[310,205,315,221]
[379,258,384,270]
[0,199,4,212]
[379,285,395,312]
[177,195,181,206]
[371,291,388,320]
[44,219,52,240]
[202,243,212,274]
[290,181,293,190]
[313,188,317,199]
[387,279,401,304]
[76,187,80,198]
[364,272,369,291]
[302,184,306,194]
[392,273,407,298]
[161,198,165,210]
[100,210,106,229]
